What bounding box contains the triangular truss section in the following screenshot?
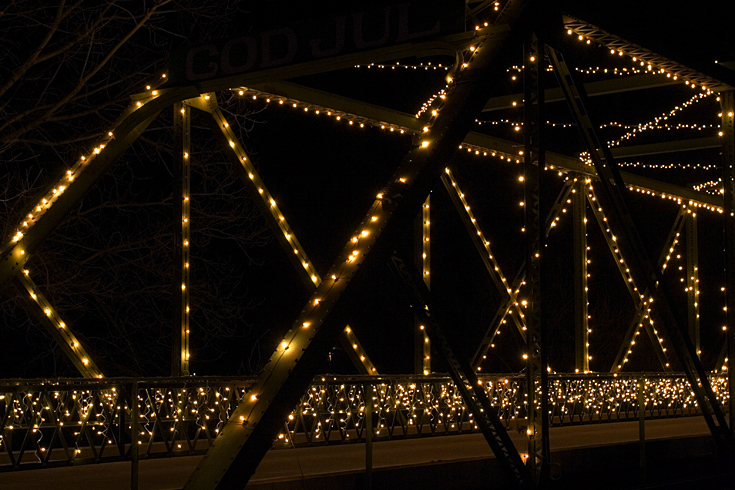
[1,1,734,488]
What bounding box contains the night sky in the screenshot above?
[3,1,735,378]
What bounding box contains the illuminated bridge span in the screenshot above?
[0,373,727,470]
[2,1,735,488]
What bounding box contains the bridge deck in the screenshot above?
[1,416,722,490]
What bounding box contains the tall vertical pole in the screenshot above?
[414,196,431,375]
[685,208,700,357]
[523,35,549,480]
[173,102,191,376]
[721,91,735,438]
[638,377,646,474]
[573,177,589,373]
[365,383,373,490]
[130,381,139,490]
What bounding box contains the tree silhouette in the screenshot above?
[0,1,273,377]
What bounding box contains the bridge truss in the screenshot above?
[1,0,734,488]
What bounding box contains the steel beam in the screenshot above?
[482,74,680,111]
[246,81,723,210]
[587,169,672,372]
[413,196,431,375]
[182,15,530,488]
[548,45,732,451]
[0,85,200,293]
[523,35,549,480]
[442,169,527,341]
[721,90,735,439]
[202,98,321,289]
[471,180,578,370]
[203,98,379,376]
[610,137,721,159]
[562,15,735,91]
[172,102,191,376]
[15,272,103,378]
[339,326,378,375]
[388,254,533,488]
[609,207,685,372]
[685,209,700,356]
[572,177,589,373]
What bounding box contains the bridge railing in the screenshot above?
[0,373,727,470]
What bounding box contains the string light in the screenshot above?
[606,92,715,147]
[16,271,103,379]
[421,196,431,374]
[0,373,725,466]
[177,102,191,373]
[585,186,672,371]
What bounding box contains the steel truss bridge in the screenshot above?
[2,0,735,488]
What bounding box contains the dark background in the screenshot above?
[2,0,734,378]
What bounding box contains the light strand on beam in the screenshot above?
[207,98,321,287]
[416,43,479,118]
[602,122,717,132]
[444,168,516,302]
[627,184,723,213]
[234,87,409,135]
[236,31,487,426]
[207,96,385,375]
[443,167,528,353]
[178,103,191,373]
[355,62,449,71]
[342,326,378,375]
[574,66,645,76]
[475,119,576,129]
[606,92,714,147]
[586,187,671,370]
[234,81,719,215]
[17,270,103,378]
[619,161,720,171]
[3,83,165,263]
[421,196,431,374]
[458,143,523,163]
[564,21,724,91]
[577,153,723,214]
[615,203,686,371]
[692,178,723,196]
[546,176,577,232]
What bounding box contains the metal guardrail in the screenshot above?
[0,373,727,471]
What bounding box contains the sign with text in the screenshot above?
[168,2,464,85]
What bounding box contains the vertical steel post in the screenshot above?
[172,102,191,376]
[685,208,700,356]
[365,383,373,490]
[414,196,431,375]
[573,177,589,373]
[722,90,735,439]
[130,381,139,490]
[523,35,549,480]
[638,377,646,473]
